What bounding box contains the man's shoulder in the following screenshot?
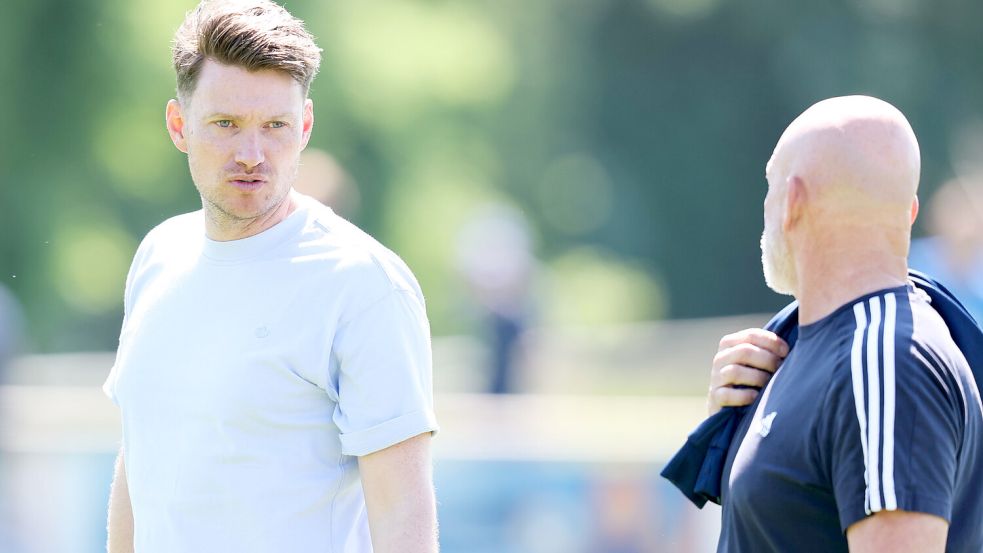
[898,288,972,379]
[298,198,423,300]
[828,286,964,372]
[813,287,965,397]
[861,287,981,425]
[127,210,204,268]
[140,210,204,247]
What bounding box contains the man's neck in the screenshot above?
[794,248,908,325]
[204,193,298,242]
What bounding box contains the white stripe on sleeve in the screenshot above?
[866,296,883,513]
[881,293,898,510]
[851,302,871,515]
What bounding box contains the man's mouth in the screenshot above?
[229,176,267,190]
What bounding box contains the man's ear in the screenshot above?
[166,99,189,154]
[783,175,807,231]
[910,195,919,225]
[300,98,314,150]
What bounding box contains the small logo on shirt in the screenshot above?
[757,411,777,438]
[254,326,271,339]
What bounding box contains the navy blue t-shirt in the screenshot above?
[718,284,983,552]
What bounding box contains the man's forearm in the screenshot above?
[367,494,439,553]
[107,450,134,553]
[360,433,439,553]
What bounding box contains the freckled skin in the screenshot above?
[165,60,314,241]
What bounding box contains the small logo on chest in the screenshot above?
[254,326,271,339]
[757,411,778,438]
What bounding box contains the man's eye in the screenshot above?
[269,121,286,129]
[215,120,234,128]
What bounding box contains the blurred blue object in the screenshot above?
[909,237,983,322]
[908,179,983,322]
[437,460,715,553]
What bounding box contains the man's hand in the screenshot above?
[708,328,789,415]
[359,433,438,553]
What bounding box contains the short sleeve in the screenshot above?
[825,340,963,532]
[102,339,123,405]
[103,297,132,405]
[102,236,151,406]
[331,289,439,457]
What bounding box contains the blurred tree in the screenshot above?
[2,0,980,350]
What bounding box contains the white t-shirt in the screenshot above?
[103,194,438,553]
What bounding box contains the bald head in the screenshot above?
[767,96,921,218]
[760,96,921,298]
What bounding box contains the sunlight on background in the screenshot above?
[94,105,176,202]
[546,247,667,327]
[50,222,134,314]
[325,2,514,126]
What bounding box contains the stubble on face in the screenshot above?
[178,61,310,241]
[193,155,298,228]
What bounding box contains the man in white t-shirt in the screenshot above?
[103,2,439,552]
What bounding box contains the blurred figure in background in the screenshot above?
[293,148,361,220]
[456,204,537,394]
[908,178,983,321]
[589,472,660,553]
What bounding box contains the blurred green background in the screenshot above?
[3,0,982,352]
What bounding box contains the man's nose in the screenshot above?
[234,132,265,170]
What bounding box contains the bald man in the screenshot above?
[708,96,983,553]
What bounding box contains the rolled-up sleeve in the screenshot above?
[331,289,438,457]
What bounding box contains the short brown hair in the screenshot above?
[172,0,321,102]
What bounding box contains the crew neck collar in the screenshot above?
[798,283,911,339]
[201,201,310,263]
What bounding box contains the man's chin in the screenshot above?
[206,197,273,223]
[761,233,797,296]
[762,262,797,297]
